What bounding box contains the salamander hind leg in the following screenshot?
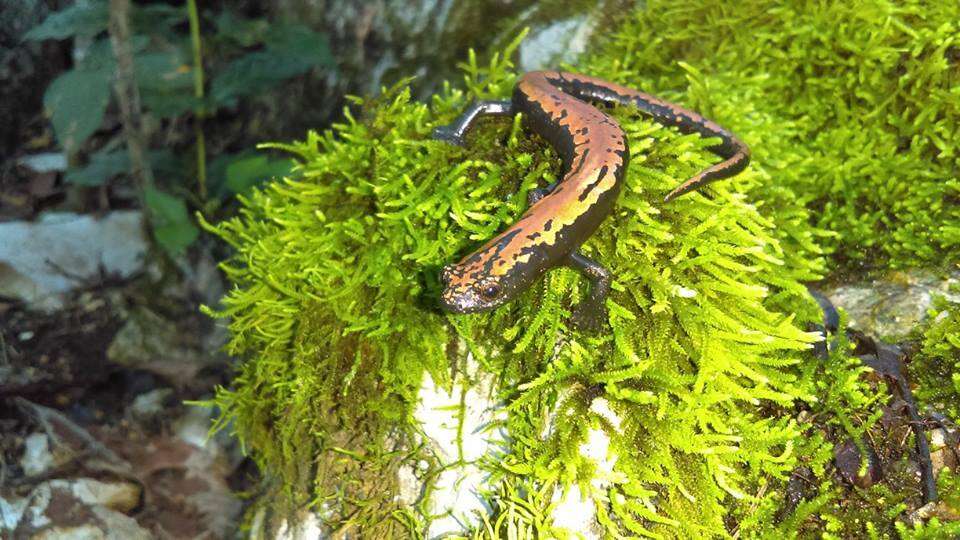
[567,250,611,332]
[432,100,514,146]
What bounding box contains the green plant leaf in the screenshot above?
[24,0,108,41]
[131,3,188,33]
[264,22,334,68]
[76,36,149,74]
[210,51,312,105]
[43,68,110,153]
[224,155,293,195]
[135,50,193,91]
[141,92,203,119]
[214,10,268,47]
[65,150,129,186]
[154,222,200,256]
[145,187,199,255]
[135,48,197,118]
[147,150,187,185]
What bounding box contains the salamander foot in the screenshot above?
[571,302,608,333]
[567,251,611,333]
[431,100,514,148]
[432,125,466,146]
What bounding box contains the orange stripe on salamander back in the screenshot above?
[441,73,628,312]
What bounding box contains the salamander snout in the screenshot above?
[439,264,509,314]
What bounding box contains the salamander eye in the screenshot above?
[480,284,501,299]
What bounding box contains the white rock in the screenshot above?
[589,398,623,431]
[0,211,147,311]
[410,352,506,539]
[130,388,173,423]
[550,484,602,540]
[427,464,491,539]
[396,464,422,506]
[0,495,29,533]
[276,511,326,540]
[60,479,141,513]
[7,480,148,539]
[547,403,623,538]
[519,15,597,72]
[20,433,55,477]
[17,153,67,173]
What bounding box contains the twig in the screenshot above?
[14,397,128,468]
[108,0,155,211]
[893,375,938,504]
[1,331,8,366]
[187,0,207,202]
[857,337,939,504]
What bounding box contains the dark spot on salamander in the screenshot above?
[544,219,553,232]
[527,232,541,240]
[578,165,609,202]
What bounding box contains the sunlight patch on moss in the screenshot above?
[581,0,960,272]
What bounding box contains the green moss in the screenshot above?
[909,294,960,420]
[203,1,960,536]
[897,468,960,538]
[580,0,960,272]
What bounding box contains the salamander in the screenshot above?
[433,71,750,330]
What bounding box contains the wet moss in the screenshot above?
[909,295,960,422]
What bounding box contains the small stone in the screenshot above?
[130,388,174,423]
[0,494,29,533]
[834,439,882,488]
[59,479,142,514]
[10,480,148,539]
[905,500,960,525]
[107,307,205,386]
[928,426,960,477]
[20,433,54,477]
[17,153,67,173]
[276,511,326,540]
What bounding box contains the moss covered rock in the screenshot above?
[205,1,960,537]
[583,0,960,271]
[910,294,960,423]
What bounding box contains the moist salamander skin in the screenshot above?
[433,71,750,330]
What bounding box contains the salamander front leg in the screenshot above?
[526,182,558,205]
[432,100,514,146]
[567,250,611,332]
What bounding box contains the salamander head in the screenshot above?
[439,263,513,313]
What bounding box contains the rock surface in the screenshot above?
[7,479,148,540]
[264,0,609,138]
[823,268,960,340]
[0,211,147,311]
[404,352,505,539]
